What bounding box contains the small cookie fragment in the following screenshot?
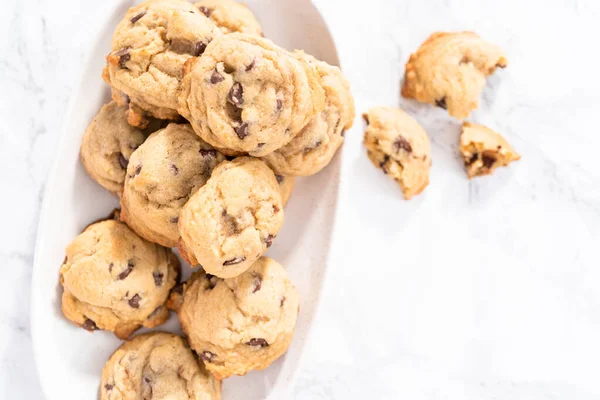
[120,123,226,247]
[105,0,222,122]
[59,219,180,339]
[460,122,520,178]
[402,31,508,119]
[170,257,299,380]
[80,101,149,196]
[195,0,262,36]
[261,52,355,176]
[178,33,325,157]
[363,107,431,200]
[178,157,284,278]
[100,332,221,400]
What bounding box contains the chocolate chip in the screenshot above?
[303,141,322,154]
[135,164,142,175]
[276,99,283,111]
[122,93,131,105]
[467,153,478,165]
[153,271,164,287]
[246,338,269,347]
[459,56,469,65]
[227,82,244,107]
[252,275,262,293]
[273,204,280,213]
[245,58,256,71]
[280,297,286,307]
[265,234,274,248]
[235,122,249,140]
[341,130,346,137]
[170,216,179,223]
[82,318,98,331]
[144,376,151,383]
[363,114,370,125]
[275,175,284,184]
[394,136,412,153]
[223,257,245,266]
[118,153,128,169]
[482,154,496,168]
[198,6,212,17]
[113,48,131,68]
[194,41,207,56]
[108,263,114,273]
[130,11,146,24]
[104,384,114,391]
[206,274,219,289]
[118,260,135,280]
[380,155,390,174]
[200,149,217,157]
[435,97,447,110]
[210,70,224,84]
[257,142,265,148]
[128,294,141,308]
[169,163,179,175]
[200,351,215,362]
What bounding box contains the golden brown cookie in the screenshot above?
[460,122,520,178]
[363,107,431,200]
[178,157,284,278]
[275,174,294,207]
[402,31,508,119]
[120,123,226,247]
[59,218,179,339]
[195,0,262,36]
[169,257,299,380]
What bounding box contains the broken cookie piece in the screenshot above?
[460,122,520,178]
[363,107,431,200]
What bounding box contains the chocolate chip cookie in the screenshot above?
[120,123,226,247]
[460,122,520,178]
[60,217,180,339]
[80,101,148,196]
[363,107,431,200]
[169,257,299,380]
[261,52,355,176]
[178,33,325,157]
[101,332,221,400]
[105,0,222,122]
[402,31,508,119]
[178,157,284,278]
[196,0,262,36]
[275,174,294,207]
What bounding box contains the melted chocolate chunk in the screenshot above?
[169,163,179,175]
[200,148,217,157]
[265,234,274,248]
[104,384,114,391]
[245,58,256,71]
[252,275,262,293]
[113,48,131,68]
[275,175,284,184]
[227,82,244,107]
[223,257,245,266]
[435,97,447,110]
[135,164,142,175]
[393,136,412,153]
[170,216,179,223]
[276,99,283,111]
[210,70,224,84]
[82,318,98,331]
[130,11,146,24]
[482,154,496,169]
[153,271,164,287]
[118,153,128,169]
[194,41,207,56]
[117,260,135,280]
[246,338,269,347]
[200,351,215,362]
[198,6,212,17]
[280,297,286,307]
[128,294,141,308]
[235,122,249,140]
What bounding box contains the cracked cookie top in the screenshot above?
[363,107,431,200]
[195,0,262,35]
[178,157,284,278]
[120,123,226,247]
[170,257,299,379]
[178,33,325,157]
[261,52,355,176]
[105,0,222,119]
[59,219,180,339]
[100,332,221,400]
[80,101,149,196]
[460,122,520,178]
[402,31,508,119]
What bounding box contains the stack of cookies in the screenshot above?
[63,0,355,398]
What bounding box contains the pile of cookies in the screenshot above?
[363,31,520,200]
[61,0,355,398]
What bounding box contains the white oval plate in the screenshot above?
[31,1,341,399]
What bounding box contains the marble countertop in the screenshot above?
[2,0,600,398]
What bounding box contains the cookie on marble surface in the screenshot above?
[196,0,262,36]
[460,122,520,178]
[402,31,508,119]
[178,33,325,157]
[100,332,221,400]
[275,174,294,207]
[59,218,179,339]
[178,157,284,278]
[105,0,222,123]
[363,107,431,200]
[169,257,299,380]
[261,52,355,176]
[120,123,226,247]
[80,101,148,196]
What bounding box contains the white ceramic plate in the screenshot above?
[31,1,341,398]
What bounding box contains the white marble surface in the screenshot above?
[2,0,600,398]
